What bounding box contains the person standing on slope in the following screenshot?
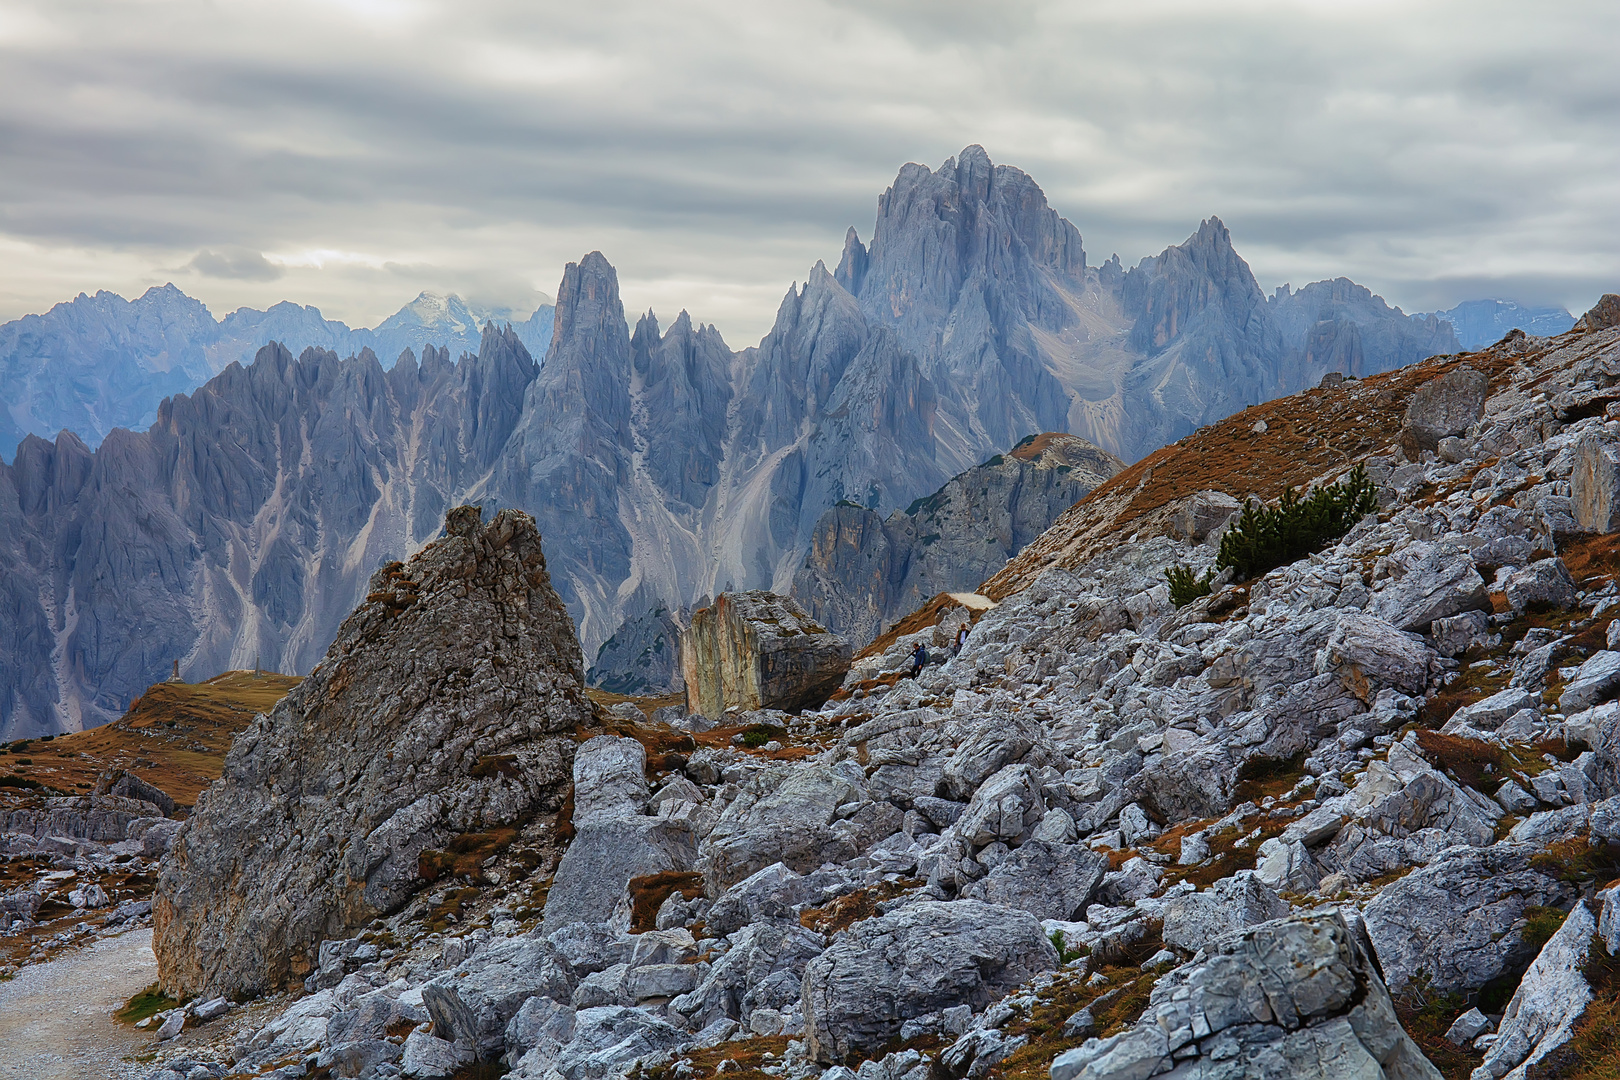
[955,623,969,656]
[911,641,928,678]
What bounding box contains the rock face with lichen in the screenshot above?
[680,592,851,718]
[153,506,591,998]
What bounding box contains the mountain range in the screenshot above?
[1425,298,1575,350]
[0,145,1490,737]
[0,286,555,463]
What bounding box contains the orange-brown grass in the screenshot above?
[1231,752,1308,804]
[1529,839,1620,886]
[856,593,990,662]
[1414,731,1508,794]
[416,887,481,933]
[628,872,705,933]
[986,957,1163,1080]
[1149,813,1290,891]
[1554,533,1620,589]
[799,880,921,935]
[635,1034,793,1080]
[984,348,1541,602]
[0,670,299,805]
[586,687,686,721]
[417,827,522,885]
[1395,989,1483,1080]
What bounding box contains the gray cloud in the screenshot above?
[0,0,1617,340]
[187,248,284,282]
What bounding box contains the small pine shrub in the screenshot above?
[1216,464,1377,580]
[1049,929,1088,965]
[1165,565,1214,607]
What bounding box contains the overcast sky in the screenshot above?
[1,0,1617,345]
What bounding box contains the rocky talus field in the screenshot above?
[12,303,1620,1080]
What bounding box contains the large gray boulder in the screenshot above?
[1559,650,1620,714]
[704,862,856,936]
[509,1005,688,1080]
[543,737,698,931]
[1573,431,1620,533]
[670,919,827,1031]
[1363,844,1574,994]
[801,899,1058,1061]
[680,591,851,717]
[1161,871,1290,951]
[1320,613,1435,699]
[1049,913,1441,1080]
[1503,558,1578,613]
[1369,545,1489,633]
[960,841,1109,921]
[941,714,1042,800]
[951,764,1048,848]
[154,508,589,998]
[420,936,574,1059]
[1473,899,1599,1080]
[1402,365,1488,453]
[697,760,869,892]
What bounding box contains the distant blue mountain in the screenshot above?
[1429,298,1575,351]
[0,286,555,461]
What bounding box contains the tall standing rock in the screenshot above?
[153,507,591,998]
[681,592,851,718]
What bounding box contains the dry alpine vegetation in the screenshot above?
[12,299,1620,1080]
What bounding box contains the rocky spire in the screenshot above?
[154,506,589,998]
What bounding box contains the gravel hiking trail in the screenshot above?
[0,927,155,1079]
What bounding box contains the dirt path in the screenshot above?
[0,927,156,1080]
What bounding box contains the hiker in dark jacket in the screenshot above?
[910,641,928,677]
[955,623,969,655]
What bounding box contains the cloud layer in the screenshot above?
[2,0,1617,342]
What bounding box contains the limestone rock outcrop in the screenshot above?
[800,899,1058,1062]
[1049,913,1441,1080]
[153,507,590,997]
[681,592,850,718]
[1401,364,1488,454]
[792,434,1123,647]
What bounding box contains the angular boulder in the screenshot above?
[1402,365,1488,453]
[1575,293,1620,331]
[1363,843,1573,995]
[1321,612,1435,700]
[542,736,698,931]
[1369,545,1489,633]
[154,507,590,998]
[1559,651,1620,714]
[1503,558,1578,613]
[801,899,1058,1061]
[698,759,868,892]
[680,591,851,717]
[1474,899,1599,1080]
[1573,432,1620,534]
[1161,870,1290,951]
[960,840,1109,921]
[1049,913,1442,1080]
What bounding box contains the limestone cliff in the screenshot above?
[681,592,850,718]
[153,507,589,998]
[791,433,1122,646]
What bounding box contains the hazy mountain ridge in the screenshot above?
[1427,297,1576,350]
[0,146,1479,736]
[0,286,555,462]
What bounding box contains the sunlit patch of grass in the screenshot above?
[117,984,178,1025]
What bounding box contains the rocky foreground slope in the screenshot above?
[131,303,1620,1080]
